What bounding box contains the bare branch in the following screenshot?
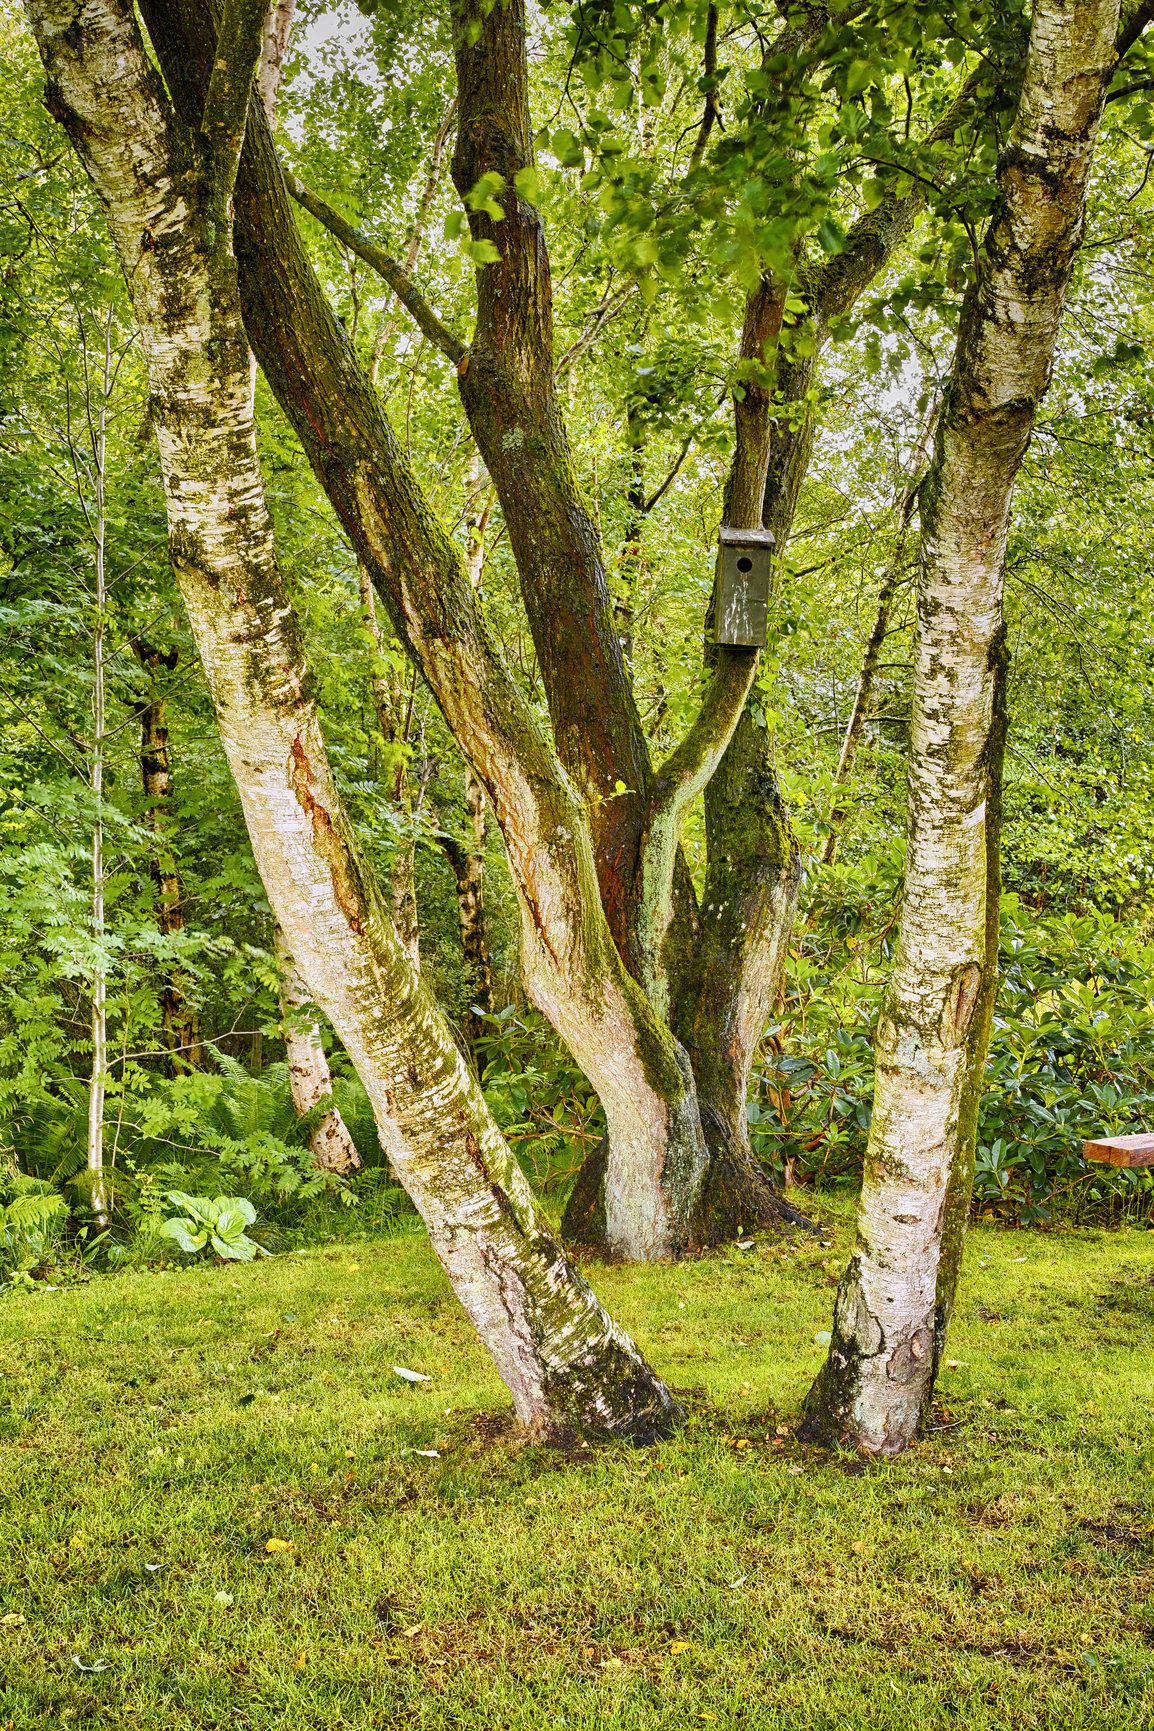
[284,170,468,365]
[1106,75,1154,99]
[552,282,637,378]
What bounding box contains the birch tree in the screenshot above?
[804,0,1122,1456]
[26,0,678,1441]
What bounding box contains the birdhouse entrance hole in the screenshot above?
[717,527,775,647]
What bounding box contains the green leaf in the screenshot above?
[158,1218,208,1255]
[513,166,541,207]
[210,1229,258,1263]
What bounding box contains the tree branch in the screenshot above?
[200,0,267,203]
[688,4,720,171]
[1106,75,1154,99]
[283,170,468,365]
[553,281,637,379]
[1118,0,1154,58]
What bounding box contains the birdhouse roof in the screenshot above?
[719,526,776,548]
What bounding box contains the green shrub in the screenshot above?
[156,1191,265,1262]
[756,887,1154,1225]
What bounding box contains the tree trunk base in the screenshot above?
[560,1136,611,1254]
[561,1132,818,1255]
[695,1132,820,1247]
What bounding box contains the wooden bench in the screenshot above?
[1083,1134,1154,1168]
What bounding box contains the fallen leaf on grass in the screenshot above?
[813,1331,832,1346]
[214,1591,233,1607]
[851,1541,864,1554]
[670,1641,692,1654]
[265,1538,294,1553]
[401,1624,424,1638]
[393,1365,430,1384]
[600,1656,624,1671]
[71,1655,109,1673]
[1,1613,25,1628]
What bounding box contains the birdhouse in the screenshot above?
[716,527,775,647]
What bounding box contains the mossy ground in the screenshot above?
[2,1197,1152,1728]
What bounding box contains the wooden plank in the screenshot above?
[1083,1133,1154,1168]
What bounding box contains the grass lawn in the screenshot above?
[2,1200,1152,1729]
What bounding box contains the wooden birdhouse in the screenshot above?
[716,527,775,647]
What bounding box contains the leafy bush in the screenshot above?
[157,1191,265,1262]
[474,1005,605,1194]
[755,883,1154,1225]
[5,1055,375,1223]
[0,1172,67,1287]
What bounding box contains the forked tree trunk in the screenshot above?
[679,70,1004,1243]
[133,641,202,1069]
[275,926,360,1175]
[805,0,1120,1456]
[30,0,679,1441]
[136,0,711,1262]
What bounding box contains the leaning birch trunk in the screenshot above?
[29,0,679,1442]
[804,0,1120,1456]
[274,926,360,1175]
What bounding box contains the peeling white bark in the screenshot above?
[29,0,678,1438]
[257,0,295,121]
[274,925,360,1175]
[809,0,1121,1455]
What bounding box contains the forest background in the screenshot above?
[1,0,1154,1284]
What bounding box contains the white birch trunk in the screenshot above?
[30,0,679,1440]
[274,925,360,1175]
[806,0,1121,1455]
[86,309,113,1228]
